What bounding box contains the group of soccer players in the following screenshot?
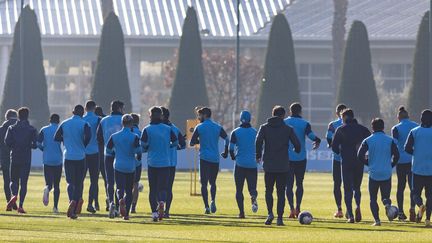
[0,99,431,227]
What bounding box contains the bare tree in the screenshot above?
[101,0,114,20]
[332,0,348,86]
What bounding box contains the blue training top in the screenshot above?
[229,124,257,169]
[166,122,186,167]
[392,119,418,164]
[97,112,123,157]
[358,132,398,181]
[405,126,432,176]
[106,128,140,173]
[132,125,142,167]
[37,123,63,166]
[141,121,178,168]
[284,116,318,162]
[326,118,343,162]
[83,111,101,155]
[190,119,229,163]
[55,115,91,161]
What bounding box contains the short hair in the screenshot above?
[398,106,409,119]
[4,109,17,120]
[95,106,104,117]
[131,113,140,126]
[149,106,162,119]
[341,108,354,119]
[197,107,212,118]
[50,114,60,124]
[122,114,134,126]
[290,102,302,115]
[336,104,347,114]
[272,105,286,117]
[73,105,85,117]
[111,100,124,112]
[421,109,432,126]
[371,118,384,131]
[85,100,96,111]
[18,107,29,120]
[160,106,170,119]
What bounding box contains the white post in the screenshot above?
[0,45,9,95]
[126,46,141,113]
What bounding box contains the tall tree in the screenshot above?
[168,7,208,133]
[332,0,348,86]
[408,11,430,121]
[337,20,380,124]
[91,12,132,113]
[0,6,49,129]
[256,13,300,126]
[101,0,114,20]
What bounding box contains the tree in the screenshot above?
[168,7,208,133]
[408,11,430,121]
[91,12,132,113]
[332,0,348,86]
[101,0,114,20]
[337,20,380,124]
[256,13,300,126]
[0,6,49,129]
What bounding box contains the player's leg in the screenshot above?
[147,166,158,221]
[396,164,408,220]
[353,163,364,222]
[164,166,176,217]
[115,170,126,218]
[43,165,52,206]
[246,167,258,213]
[275,172,288,226]
[412,173,426,223]
[234,165,246,217]
[64,160,77,218]
[424,176,432,226]
[208,162,219,213]
[380,178,393,222]
[131,164,142,213]
[2,159,11,207]
[264,172,276,225]
[98,145,107,211]
[52,165,62,213]
[86,153,99,213]
[295,160,307,214]
[8,162,20,210]
[105,156,116,217]
[199,160,210,213]
[342,163,354,222]
[124,172,134,220]
[74,159,86,216]
[156,167,170,219]
[407,165,416,222]
[332,159,343,217]
[369,178,380,226]
[17,162,30,213]
[286,161,295,216]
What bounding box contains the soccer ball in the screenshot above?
[386,205,399,221]
[138,182,144,192]
[298,211,313,225]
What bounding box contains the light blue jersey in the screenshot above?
[229,124,257,169]
[141,122,178,168]
[284,116,318,162]
[106,128,140,173]
[405,126,432,176]
[37,123,63,166]
[190,119,229,163]
[327,118,343,161]
[83,111,100,155]
[392,119,418,164]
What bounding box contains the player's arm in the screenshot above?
[305,123,321,150]
[134,135,142,161]
[54,125,64,143]
[140,129,149,153]
[404,131,415,155]
[177,131,186,150]
[255,126,265,162]
[170,129,178,148]
[228,131,237,161]
[31,128,38,149]
[357,140,369,165]
[36,129,44,151]
[220,127,229,159]
[106,136,115,156]
[331,129,342,155]
[391,141,400,167]
[326,122,335,147]
[289,127,301,153]
[4,126,14,148]
[83,123,91,147]
[96,122,104,145]
[189,126,199,147]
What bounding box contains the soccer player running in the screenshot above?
[357,118,399,226]
[83,101,101,213]
[97,100,124,218]
[404,109,432,227]
[332,109,370,223]
[0,109,17,210]
[256,106,301,226]
[130,113,142,214]
[391,106,418,221]
[161,107,186,218]
[284,103,321,218]
[37,114,63,213]
[106,114,141,220]
[4,107,37,214]
[229,110,258,219]
[190,107,229,214]
[141,107,178,221]
[55,105,91,219]
[326,104,347,218]
[95,106,108,211]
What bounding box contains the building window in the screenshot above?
[376,64,412,92]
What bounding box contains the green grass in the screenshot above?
[0,171,431,242]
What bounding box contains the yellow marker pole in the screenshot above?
[187,119,201,196]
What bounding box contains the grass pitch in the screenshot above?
[0,171,431,242]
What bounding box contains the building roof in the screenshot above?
[0,0,292,37]
[270,0,429,40]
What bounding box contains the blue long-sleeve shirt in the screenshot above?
[391,119,418,164]
[326,118,343,162]
[229,123,257,169]
[284,116,320,162]
[4,120,37,165]
[55,115,91,161]
[37,123,63,166]
[405,126,432,176]
[83,111,101,155]
[190,119,229,163]
[358,131,399,181]
[97,112,123,157]
[132,125,142,167]
[106,128,140,173]
[165,122,186,167]
[141,121,178,168]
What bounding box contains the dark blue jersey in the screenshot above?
[4,120,37,165]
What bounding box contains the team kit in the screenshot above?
[0,100,431,227]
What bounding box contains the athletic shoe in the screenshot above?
[17,207,26,214]
[372,220,381,226]
[86,205,96,214]
[157,202,165,220]
[75,199,84,215]
[163,212,170,219]
[114,209,120,218]
[53,207,59,214]
[130,203,137,214]
[123,215,129,220]
[398,212,407,221]
[426,220,431,227]
[204,207,211,214]
[108,202,116,219]
[152,212,159,222]
[288,209,296,219]
[334,210,344,218]
[6,195,17,211]
[347,217,355,223]
[295,208,300,218]
[355,207,362,222]
[95,201,100,211]
[238,212,245,219]
[70,214,78,220]
[210,201,217,214]
[12,203,17,210]
[251,197,258,213]
[119,198,126,217]
[276,218,284,226]
[416,205,426,223]
[67,200,76,218]
[409,208,416,222]
[265,213,274,225]
[43,186,50,206]
[105,199,110,212]
[5,205,12,211]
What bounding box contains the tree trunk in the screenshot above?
[332,0,348,87]
[101,0,114,20]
